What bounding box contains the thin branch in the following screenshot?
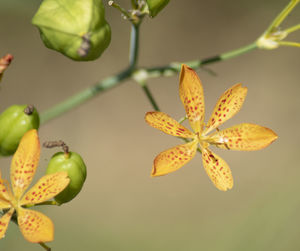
[108,1,131,19]
[129,24,140,70]
[40,42,257,124]
[140,83,160,111]
[39,242,51,251]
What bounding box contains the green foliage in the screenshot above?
[46,151,87,204]
[32,0,111,61]
[0,105,40,156]
[146,0,170,17]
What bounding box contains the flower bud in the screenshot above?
[0,105,40,156]
[32,0,111,61]
[46,151,87,204]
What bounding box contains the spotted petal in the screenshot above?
[0,173,11,202]
[17,208,54,243]
[10,129,40,200]
[145,111,195,138]
[0,208,14,239]
[152,140,198,177]
[204,84,247,135]
[208,123,278,151]
[202,148,233,191]
[179,64,205,134]
[20,172,70,206]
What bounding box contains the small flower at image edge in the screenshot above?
[0,129,70,242]
[145,64,278,191]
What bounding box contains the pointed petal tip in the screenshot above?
[151,166,161,177]
[145,111,154,118]
[181,64,195,74]
[218,182,233,192]
[235,83,248,93]
[181,63,189,70]
[255,125,278,149]
[268,128,278,144]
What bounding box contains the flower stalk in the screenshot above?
[40,0,299,124]
[256,0,300,49]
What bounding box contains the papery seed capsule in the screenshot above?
[32,0,111,61]
[46,151,87,204]
[0,105,40,156]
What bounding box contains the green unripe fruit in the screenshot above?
[46,151,87,204]
[0,105,40,156]
[146,0,170,17]
[32,0,111,61]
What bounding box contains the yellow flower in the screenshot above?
[145,64,278,191]
[0,129,70,243]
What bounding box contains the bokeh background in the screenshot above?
[1,0,300,250]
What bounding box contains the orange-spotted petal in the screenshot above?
[204,84,247,135]
[208,123,278,151]
[20,172,70,206]
[0,175,12,202]
[10,129,40,200]
[152,140,198,177]
[179,64,205,134]
[17,208,54,243]
[145,111,195,138]
[202,148,233,191]
[0,208,14,239]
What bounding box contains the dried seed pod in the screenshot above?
[32,0,111,61]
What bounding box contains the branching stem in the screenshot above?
[40,42,257,123]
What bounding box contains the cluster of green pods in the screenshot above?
[0,104,86,203]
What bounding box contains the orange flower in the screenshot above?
[145,64,277,191]
[0,129,69,242]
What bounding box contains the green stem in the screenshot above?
[108,1,131,19]
[140,82,160,111]
[131,0,138,10]
[40,42,258,124]
[40,68,132,124]
[129,24,160,111]
[145,42,258,78]
[278,41,300,47]
[265,0,299,34]
[39,242,51,251]
[129,24,140,70]
[41,23,140,124]
[285,23,300,34]
[178,116,188,124]
[220,42,258,60]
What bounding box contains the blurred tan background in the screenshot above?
[0,0,300,250]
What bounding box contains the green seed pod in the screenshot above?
[46,151,87,204]
[32,0,111,61]
[146,0,170,17]
[0,105,40,156]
